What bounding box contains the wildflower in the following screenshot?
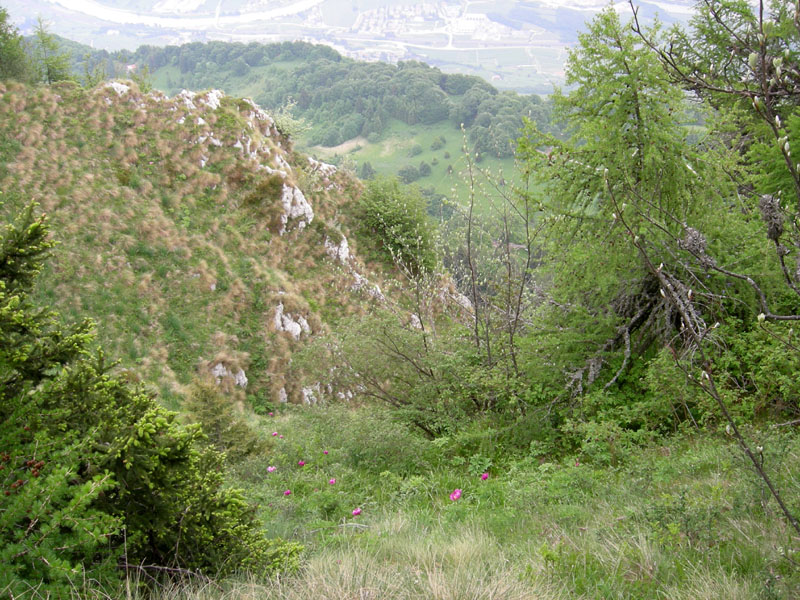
[269,412,274,417]
[352,507,362,516]
[449,489,462,501]
[298,460,305,466]
[272,432,278,436]
[279,435,284,439]
[480,472,489,480]
[267,466,276,473]
[329,478,336,485]
[323,450,329,455]
[284,489,291,496]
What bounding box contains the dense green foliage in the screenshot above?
[31,18,71,85]
[4,0,800,595]
[308,2,800,525]
[0,201,300,594]
[0,11,72,85]
[0,8,29,82]
[358,177,437,276]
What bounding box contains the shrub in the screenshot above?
[358,177,437,276]
[0,203,300,595]
[398,164,420,184]
[183,377,268,463]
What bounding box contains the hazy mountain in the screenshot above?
[5,0,693,92]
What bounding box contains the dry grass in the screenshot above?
[122,516,563,600]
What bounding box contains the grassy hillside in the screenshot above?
[308,119,518,207]
[0,78,405,409]
[112,403,799,599]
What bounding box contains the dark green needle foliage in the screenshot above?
[0,200,300,596]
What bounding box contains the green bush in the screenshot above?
[398,164,420,184]
[183,377,268,463]
[0,203,300,595]
[358,177,437,276]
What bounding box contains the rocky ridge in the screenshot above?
[0,78,403,406]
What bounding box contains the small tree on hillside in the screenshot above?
[0,8,31,82]
[31,17,71,84]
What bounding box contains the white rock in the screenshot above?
[177,89,197,110]
[308,156,337,177]
[274,302,308,340]
[453,292,473,311]
[302,383,321,405]
[202,89,225,110]
[298,315,311,335]
[282,317,302,340]
[233,369,248,388]
[209,363,248,388]
[242,98,275,126]
[107,81,130,96]
[278,387,288,403]
[274,302,285,330]
[276,155,291,172]
[324,235,350,263]
[196,117,206,126]
[410,314,422,329]
[351,272,385,301]
[279,185,314,234]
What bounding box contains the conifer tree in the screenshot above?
[0,7,31,82]
[0,200,300,595]
[518,8,704,395]
[31,17,71,84]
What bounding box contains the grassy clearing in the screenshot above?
[307,119,520,216]
[133,403,800,600]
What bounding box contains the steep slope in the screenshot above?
[0,79,394,408]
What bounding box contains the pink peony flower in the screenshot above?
[449,488,462,501]
[283,489,291,496]
[352,508,362,516]
[480,472,489,480]
[279,435,284,439]
[269,412,274,417]
[272,432,278,436]
[329,478,336,485]
[267,466,276,473]
[323,450,329,455]
[298,460,305,467]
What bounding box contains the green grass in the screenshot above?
[86,402,800,599]
[305,118,520,216]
